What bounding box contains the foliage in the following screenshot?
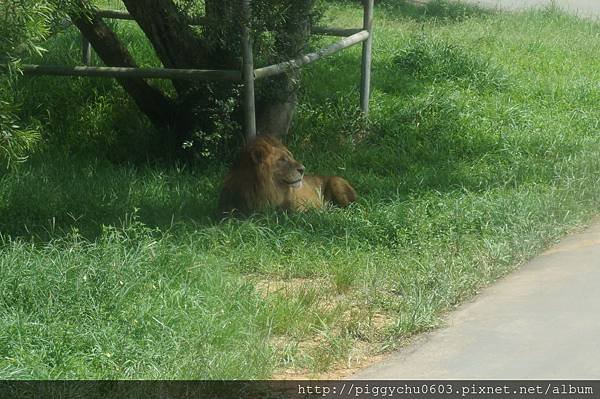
[0,87,41,168]
[0,1,54,57]
[0,0,56,167]
[1,0,326,162]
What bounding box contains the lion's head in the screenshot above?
[219,135,305,214]
[245,135,305,190]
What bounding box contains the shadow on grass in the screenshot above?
[0,154,222,241]
[294,32,515,197]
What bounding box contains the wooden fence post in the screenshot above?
[241,0,257,140]
[360,0,374,116]
[81,34,92,65]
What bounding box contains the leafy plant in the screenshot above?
[0,1,56,167]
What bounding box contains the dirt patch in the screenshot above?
[252,276,333,298]
[249,276,397,379]
[271,341,389,380]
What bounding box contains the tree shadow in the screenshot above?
[0,154,222,242]
[294,31,516,202]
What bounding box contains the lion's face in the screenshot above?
[248,137,305,189]
[269,147,305,189]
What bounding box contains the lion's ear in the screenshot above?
[250,146,266,164]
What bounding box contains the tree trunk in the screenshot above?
[121,0,211,96]
[256,1,313,136]
[256,90,297,137]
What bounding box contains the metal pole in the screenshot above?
[254,30,369,80]
[3,64,242,81]
[360,0,374,116]
[241,0,257,140]
[81,34,92,65]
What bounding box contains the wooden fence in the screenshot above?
[5,0,374,140]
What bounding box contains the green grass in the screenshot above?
[3,1,600,378]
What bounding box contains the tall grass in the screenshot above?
[2,2,600,378]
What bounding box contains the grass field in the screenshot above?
[2,0,600,378]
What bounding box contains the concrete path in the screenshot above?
[464,0,600,17]
[351,222,600,379]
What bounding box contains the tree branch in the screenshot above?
[70,12,175,129]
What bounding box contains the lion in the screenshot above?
[218,135,357,215]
